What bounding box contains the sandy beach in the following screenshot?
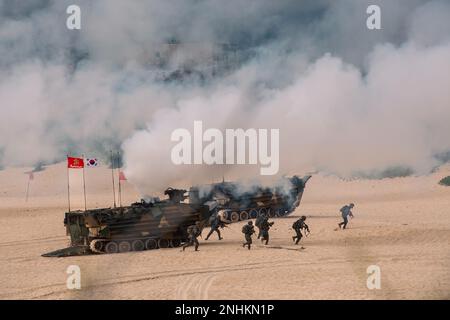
[0,163,449,300]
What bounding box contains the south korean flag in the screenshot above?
[86,158,99,167]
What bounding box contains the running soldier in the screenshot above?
[205,213,225,240]
[338,203,354,229]
[242,221,255,250]
[292,215,309,245]
[255,213,266,239]
[260,217,274,245]
[182,221,202,251]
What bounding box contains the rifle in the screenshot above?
[222,224,230,229]
[196,227,203,239]
[304,224,310,237]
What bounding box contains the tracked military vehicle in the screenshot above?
[189,175,311,223]
[42,188,215,257]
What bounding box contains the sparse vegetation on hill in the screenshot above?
[439,176,450,186]
[353,166,414,180]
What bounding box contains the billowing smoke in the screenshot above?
[1,0,450,194]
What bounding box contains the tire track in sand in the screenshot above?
[175,273,217,299]
[5,259,291,299]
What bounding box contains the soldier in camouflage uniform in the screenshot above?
[292,215,309,245]
[255,213,266,239]
[242,221,255,250]
[182,221,202,251]
[205,213,225,240]
[259,216,274,245]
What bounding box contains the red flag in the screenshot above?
[67,157,84,169]
[119,171,127,181]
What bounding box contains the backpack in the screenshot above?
[242,225,253,234]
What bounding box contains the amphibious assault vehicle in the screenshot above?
[42,175,311,257]
[189,175,311,223]
[42,188,215,257]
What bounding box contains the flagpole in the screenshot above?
[117,151,122,207]
[67,155,71,212]
[25,175,31,202]
[82,154,87,211]
[111,150,116,208]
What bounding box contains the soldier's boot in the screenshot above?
[242,243,246,248]
[195,245,199,251]
[292,236,296,242]
[219,236,223,240]
[247,244,251,250]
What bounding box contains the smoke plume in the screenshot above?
[1,0,450,194]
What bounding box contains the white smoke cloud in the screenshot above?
[0,0,449,193]
[123,42,450,192]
